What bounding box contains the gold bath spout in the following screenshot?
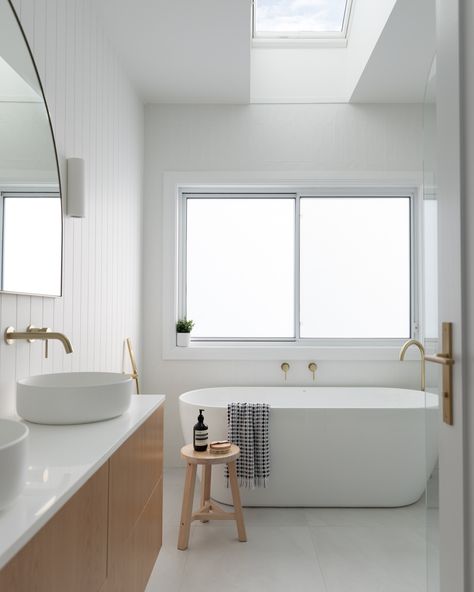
[399,339,425,391]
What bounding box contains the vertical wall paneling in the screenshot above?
[0,0,144,415]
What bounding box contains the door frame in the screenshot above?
[459,0,474,589]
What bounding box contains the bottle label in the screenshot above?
[194,429,208,446]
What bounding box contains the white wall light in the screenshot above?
[66,157,86,218]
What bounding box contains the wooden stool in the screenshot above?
[178,443,247,550]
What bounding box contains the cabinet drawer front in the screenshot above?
[108,407,163,554]
[104,478,163,592]
[132,477,163,591]
[0,463,109,592]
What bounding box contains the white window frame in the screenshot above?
[162,172,422,361]
[252,0,353,48]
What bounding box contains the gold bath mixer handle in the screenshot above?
[308,362,318,381]
[281,362,290,381]
[24,325,52,358]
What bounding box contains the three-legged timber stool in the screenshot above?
[178,443,247,550]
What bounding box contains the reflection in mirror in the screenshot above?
[0,0,62,296]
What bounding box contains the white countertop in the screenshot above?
[0,394,165,570]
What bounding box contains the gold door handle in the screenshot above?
[425,354,455,366]
[426,322,454,425]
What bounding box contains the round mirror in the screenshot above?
[0,0,62,296]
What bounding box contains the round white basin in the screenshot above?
[0,419,29,510]
[17,372,133,425]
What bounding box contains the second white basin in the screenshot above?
[0,419,29,510]
[17,372,133,425]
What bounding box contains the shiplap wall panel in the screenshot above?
[0,0,143,415]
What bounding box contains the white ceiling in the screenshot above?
[95,0,435,105]
[351,0,436,102]
[95,0,251,103]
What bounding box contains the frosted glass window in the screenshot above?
[300,197,411,339]
[3,197,62,295]
[186,198,294,339]
[254,0,349,36]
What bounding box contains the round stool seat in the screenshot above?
[180,443,240,464]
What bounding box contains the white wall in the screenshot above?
[143,103,426,466]
[0,0,143,416]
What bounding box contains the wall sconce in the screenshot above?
[66,157,85,218]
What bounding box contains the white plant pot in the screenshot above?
[177,332,191,347]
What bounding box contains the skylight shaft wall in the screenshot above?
[253,0,352,39]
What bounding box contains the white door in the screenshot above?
[436,0,465,589]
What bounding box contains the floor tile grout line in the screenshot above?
[308,525,332,592]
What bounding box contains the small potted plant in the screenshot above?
[176,318,195,347]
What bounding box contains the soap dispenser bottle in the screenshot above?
[193,409,208,452]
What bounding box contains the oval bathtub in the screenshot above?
[179,386,438,508]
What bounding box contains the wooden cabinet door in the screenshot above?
[105,407,164,591]
[0,463,109,592]
[108,408,163,549]
[103,478,163,592]
[132,478,163,592]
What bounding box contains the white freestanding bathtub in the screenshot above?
[179,387,438,508]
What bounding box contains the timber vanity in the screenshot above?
[0,395,164,592]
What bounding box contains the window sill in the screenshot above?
[252,38,348,49]
[162,342,417,362]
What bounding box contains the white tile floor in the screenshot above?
[146,468,429,592]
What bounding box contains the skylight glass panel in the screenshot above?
[254,0,350,37]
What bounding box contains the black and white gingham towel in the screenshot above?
[226,402,270,489]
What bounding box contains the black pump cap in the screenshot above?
[198,409,205,421]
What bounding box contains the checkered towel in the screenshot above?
[226,402,270,489]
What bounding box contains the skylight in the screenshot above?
[253,0,352,39]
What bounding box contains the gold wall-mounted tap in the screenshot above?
[281,362,290,381]
[5,326,73,358]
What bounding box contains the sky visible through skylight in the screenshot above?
[254,0,348,34]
